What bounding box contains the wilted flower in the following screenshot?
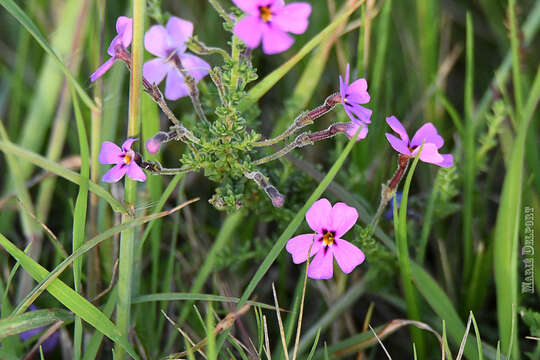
[339,63,372,124]
[98,138,146,182]
[143,16,210,100]
[232,0,312,54]
[90,17,132,82]
[286,198,365,279]
[385,116,454,167]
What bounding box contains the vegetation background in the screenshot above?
[0,0,539,359]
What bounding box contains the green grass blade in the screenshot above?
[0,140,128,213]
[0,0,96,110]
[0,233,139,359]
[82,286,118,360]
[0,309,72,339]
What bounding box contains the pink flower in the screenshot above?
[98,138,146,182]
[286,198,365,279]
[339,64,372,138]
[385,116,454,167]
[90,17,132,82]
[143,17,210,100]
[232,0,312,54]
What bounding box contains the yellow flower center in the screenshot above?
[124,153,132,165]
[259,6,273,22]
[322,230,335,246]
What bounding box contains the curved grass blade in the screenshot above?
[0,0,96,110]
[0,140,128,213]
[13,199,199,316]
[0,233,139,359]
[0,309,72,339]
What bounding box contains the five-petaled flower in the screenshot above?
[286,198,365,279]
[232,0,312,54]
[90,17,132,82]
[385,116,454,167]
[339,64,372,140]
[143,16,210,100]
[98,138,146,182]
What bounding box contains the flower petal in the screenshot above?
[98,141,123,164]
[410,122,444,149]
[164,67,189,100]
[116,16,133,48]
[438,154,454,167]
[339,75,346,100]
[386,115,409,142]
[385,133,411,156]
[331,202,358,237]
[307,248,334,279]
[262,25,294,54]
[180,54,210,82]
[144,25,169,57]
[306,198,333,233]
[102,164,127,183]
[121,138,138,151]
[90,57,116,82]
[345,103,372,124]
[126,163,147,182]
[285,233,322,264]
[345,63,350,86]
[166,17,193,53]
[234,16,264,49]
[272,3,312,34]
[346,78,370,103]
[143,58,170,85]
[345,122,368,141]
[333,239,365,274]
[231,0,260,15]
[412,143,444,164]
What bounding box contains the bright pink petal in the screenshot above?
[410,122,444,149]
[231,0,259,15]
[333,239,365,274]
[386,116,409,142]
[164,67,189,100]
[306,198,332,233]
[345,63,350,85]
[331,202,358,238]
[166,17,193,52]
[262,25,294,54]
[90,57,115,82]
[98,141,123,164]
[144,25,169,57]
[143,58,170,85]
[271,0,285,9]
[180,54,210,82]
[102,164,128,183]
[345,103,372,124]
[307,248,334,279]
[121,138,138,151]
[339,75,346,99]
[234,16,264,49]
[126,163,146,182]
[438,154,454,167]
[286,233,323,264]
[272,3,311,34]
[146,138,161,154]
[116,16,133,48]
[345,122,369,141]
[412,143,444,164]
[385,133,411,156]
[346,79,370,103]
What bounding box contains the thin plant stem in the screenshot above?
[207,0,233,27]
[116,0,144,357]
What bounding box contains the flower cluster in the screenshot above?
[90,4,456,278]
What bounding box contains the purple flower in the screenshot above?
[385,116,454,167]
[90,17,132,82]
[98,138,146,182]
[143,17,210,100]
[19,305,59,353]
[286,198,365,279]
[232,0,312,54]
[339,64,372,133]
